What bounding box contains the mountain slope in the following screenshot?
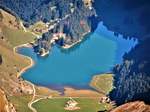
[1,0,150,107]
[0,9,34,95]
[93,0,150,105]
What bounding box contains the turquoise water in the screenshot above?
[18,22,137,90]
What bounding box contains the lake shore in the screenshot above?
[40,51,49,57]
[14,42,105,97]
[13,43,35,78]
[62,30,90,49]
[63,87,104,97]
[14,26,117,98]
[13,42,114,112]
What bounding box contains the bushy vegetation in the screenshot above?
[110,38,150,105]
[1,0,96,25]
[1,0,99,54]
[93,0,150,39]
[92,0,150,105]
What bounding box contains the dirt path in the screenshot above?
[20,21,27,32]
[28,83,37,112]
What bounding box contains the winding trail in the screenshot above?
[13,44,35,78]
[27,83,37,112]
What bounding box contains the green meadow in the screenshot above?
[32,98,111,112]
[90,74,114,94]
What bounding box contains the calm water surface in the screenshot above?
[18,22,137,90]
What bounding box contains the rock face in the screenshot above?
[111,101,150,112]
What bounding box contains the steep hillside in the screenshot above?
[1,0,99,55]
[93,0,150,105]
[0,9,35,47]
[0,9,34,95]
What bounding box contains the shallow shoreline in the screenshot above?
[14,32,106,97]
[63,87,104,97]
[17,56,34,78]
[14,45,103,96]
[40,51,49,57]
[62,30,90,49]
[62,39,82,49]
[13,43,35,78]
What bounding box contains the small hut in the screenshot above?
[64,98,80,110]
[99,96,111,103]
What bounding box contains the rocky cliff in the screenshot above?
[110,101,150,112]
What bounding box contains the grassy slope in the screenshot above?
[8,95,32,112]
[1,25,35,47]
[0,9,35,47]
[0,9,35,111]
[0,8,35,93]
[90,74,114,94]
[0,9,62,112]
[0,40,31,94]
[33,98,111,112]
